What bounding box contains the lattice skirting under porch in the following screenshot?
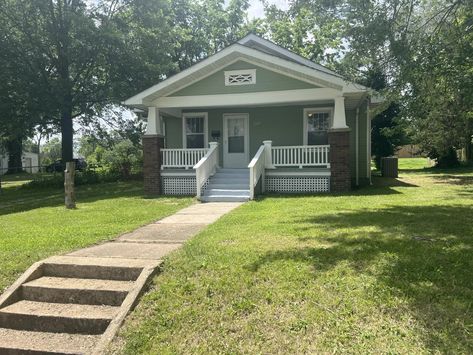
[265,176,330,193]
[162,176,196,195]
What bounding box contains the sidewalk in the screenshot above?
[0,202,242,354]
[68,202,242,259]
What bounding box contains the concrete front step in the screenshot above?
[0,300,118,334]
[42,262,142,281]
[207,183,248,189]
[201,195,249,202]
[0,328,100,355]
[216,168,249,174]
[204,189,250,197]
[209,178,249,185]
[22,276,133,306]
[212,172,249,178]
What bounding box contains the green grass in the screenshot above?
[0,172,50,188]
[398,157,431,170]
[0,181,193,292]
[115,166,473,354]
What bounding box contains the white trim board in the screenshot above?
[265,170,331,177]
[154,88,341,108]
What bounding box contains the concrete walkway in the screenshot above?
[0,202,242,354]
[68,202,241,259]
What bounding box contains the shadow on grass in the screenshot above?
[0,181,189,216]
[249,204,473,352]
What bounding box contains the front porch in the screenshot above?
[141,93,365,200]
[156,141,333,201]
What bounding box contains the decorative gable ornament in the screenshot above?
[224,69,256,86]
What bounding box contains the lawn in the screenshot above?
[115,159,473,354]
[0,179,193,292]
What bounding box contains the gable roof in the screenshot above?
[237,34,342,78]
[124,34,369,107]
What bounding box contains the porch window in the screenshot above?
[183,113,208,148]
[304,108,332,145]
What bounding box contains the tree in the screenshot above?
[102,139,142,178]
[262,0,473,167]
[0,0,141,167]
[41,138,62,166]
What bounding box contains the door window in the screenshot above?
[227,118,245,153]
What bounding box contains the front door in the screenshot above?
[223,114,249,168]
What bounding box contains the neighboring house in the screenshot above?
[0,151,39,175]
[396,144,423,158]
[125,34,380,202]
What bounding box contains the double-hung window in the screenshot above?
[304,108,332,145]
[183,113,208,148]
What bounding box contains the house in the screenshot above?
[124,34,377,202]
[0,151,39,175]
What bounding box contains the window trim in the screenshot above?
[303,107,333,145]
[182,112,208,149]
[224,69,256,86]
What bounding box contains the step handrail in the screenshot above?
[194,142,219,200]
[248,145,266,200]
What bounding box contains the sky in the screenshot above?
[247,0,289,19]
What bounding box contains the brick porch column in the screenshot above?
[143,107,164,196]
[328,129,351,192]
[143,135,164,196]
[329,96,351,192]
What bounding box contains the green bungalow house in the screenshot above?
[124,34,377,202]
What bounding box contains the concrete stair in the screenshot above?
[201,168,250,202]
[0,256,159,355]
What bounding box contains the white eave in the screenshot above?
[124,37,370,107]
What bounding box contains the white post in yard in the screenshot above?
[263,140,275,169]
[332,96,348,130]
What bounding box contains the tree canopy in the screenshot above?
[261,0,473,165]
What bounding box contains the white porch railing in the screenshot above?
[248,145,266,199]
[161,148,209,169]
[194,142,219,200]
[271,145,330,168]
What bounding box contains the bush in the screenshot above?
[102,140,142,179]
[431,147,460,168]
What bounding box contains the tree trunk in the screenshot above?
[61,101,73,166]
[7,136,23,174]
[64,161,76,209]
[465,140,473,162]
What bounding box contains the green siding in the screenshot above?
[166,104,370,183]
[171,61,319,96]
[164,115,182,149]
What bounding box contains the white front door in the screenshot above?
[223,114,249,168]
